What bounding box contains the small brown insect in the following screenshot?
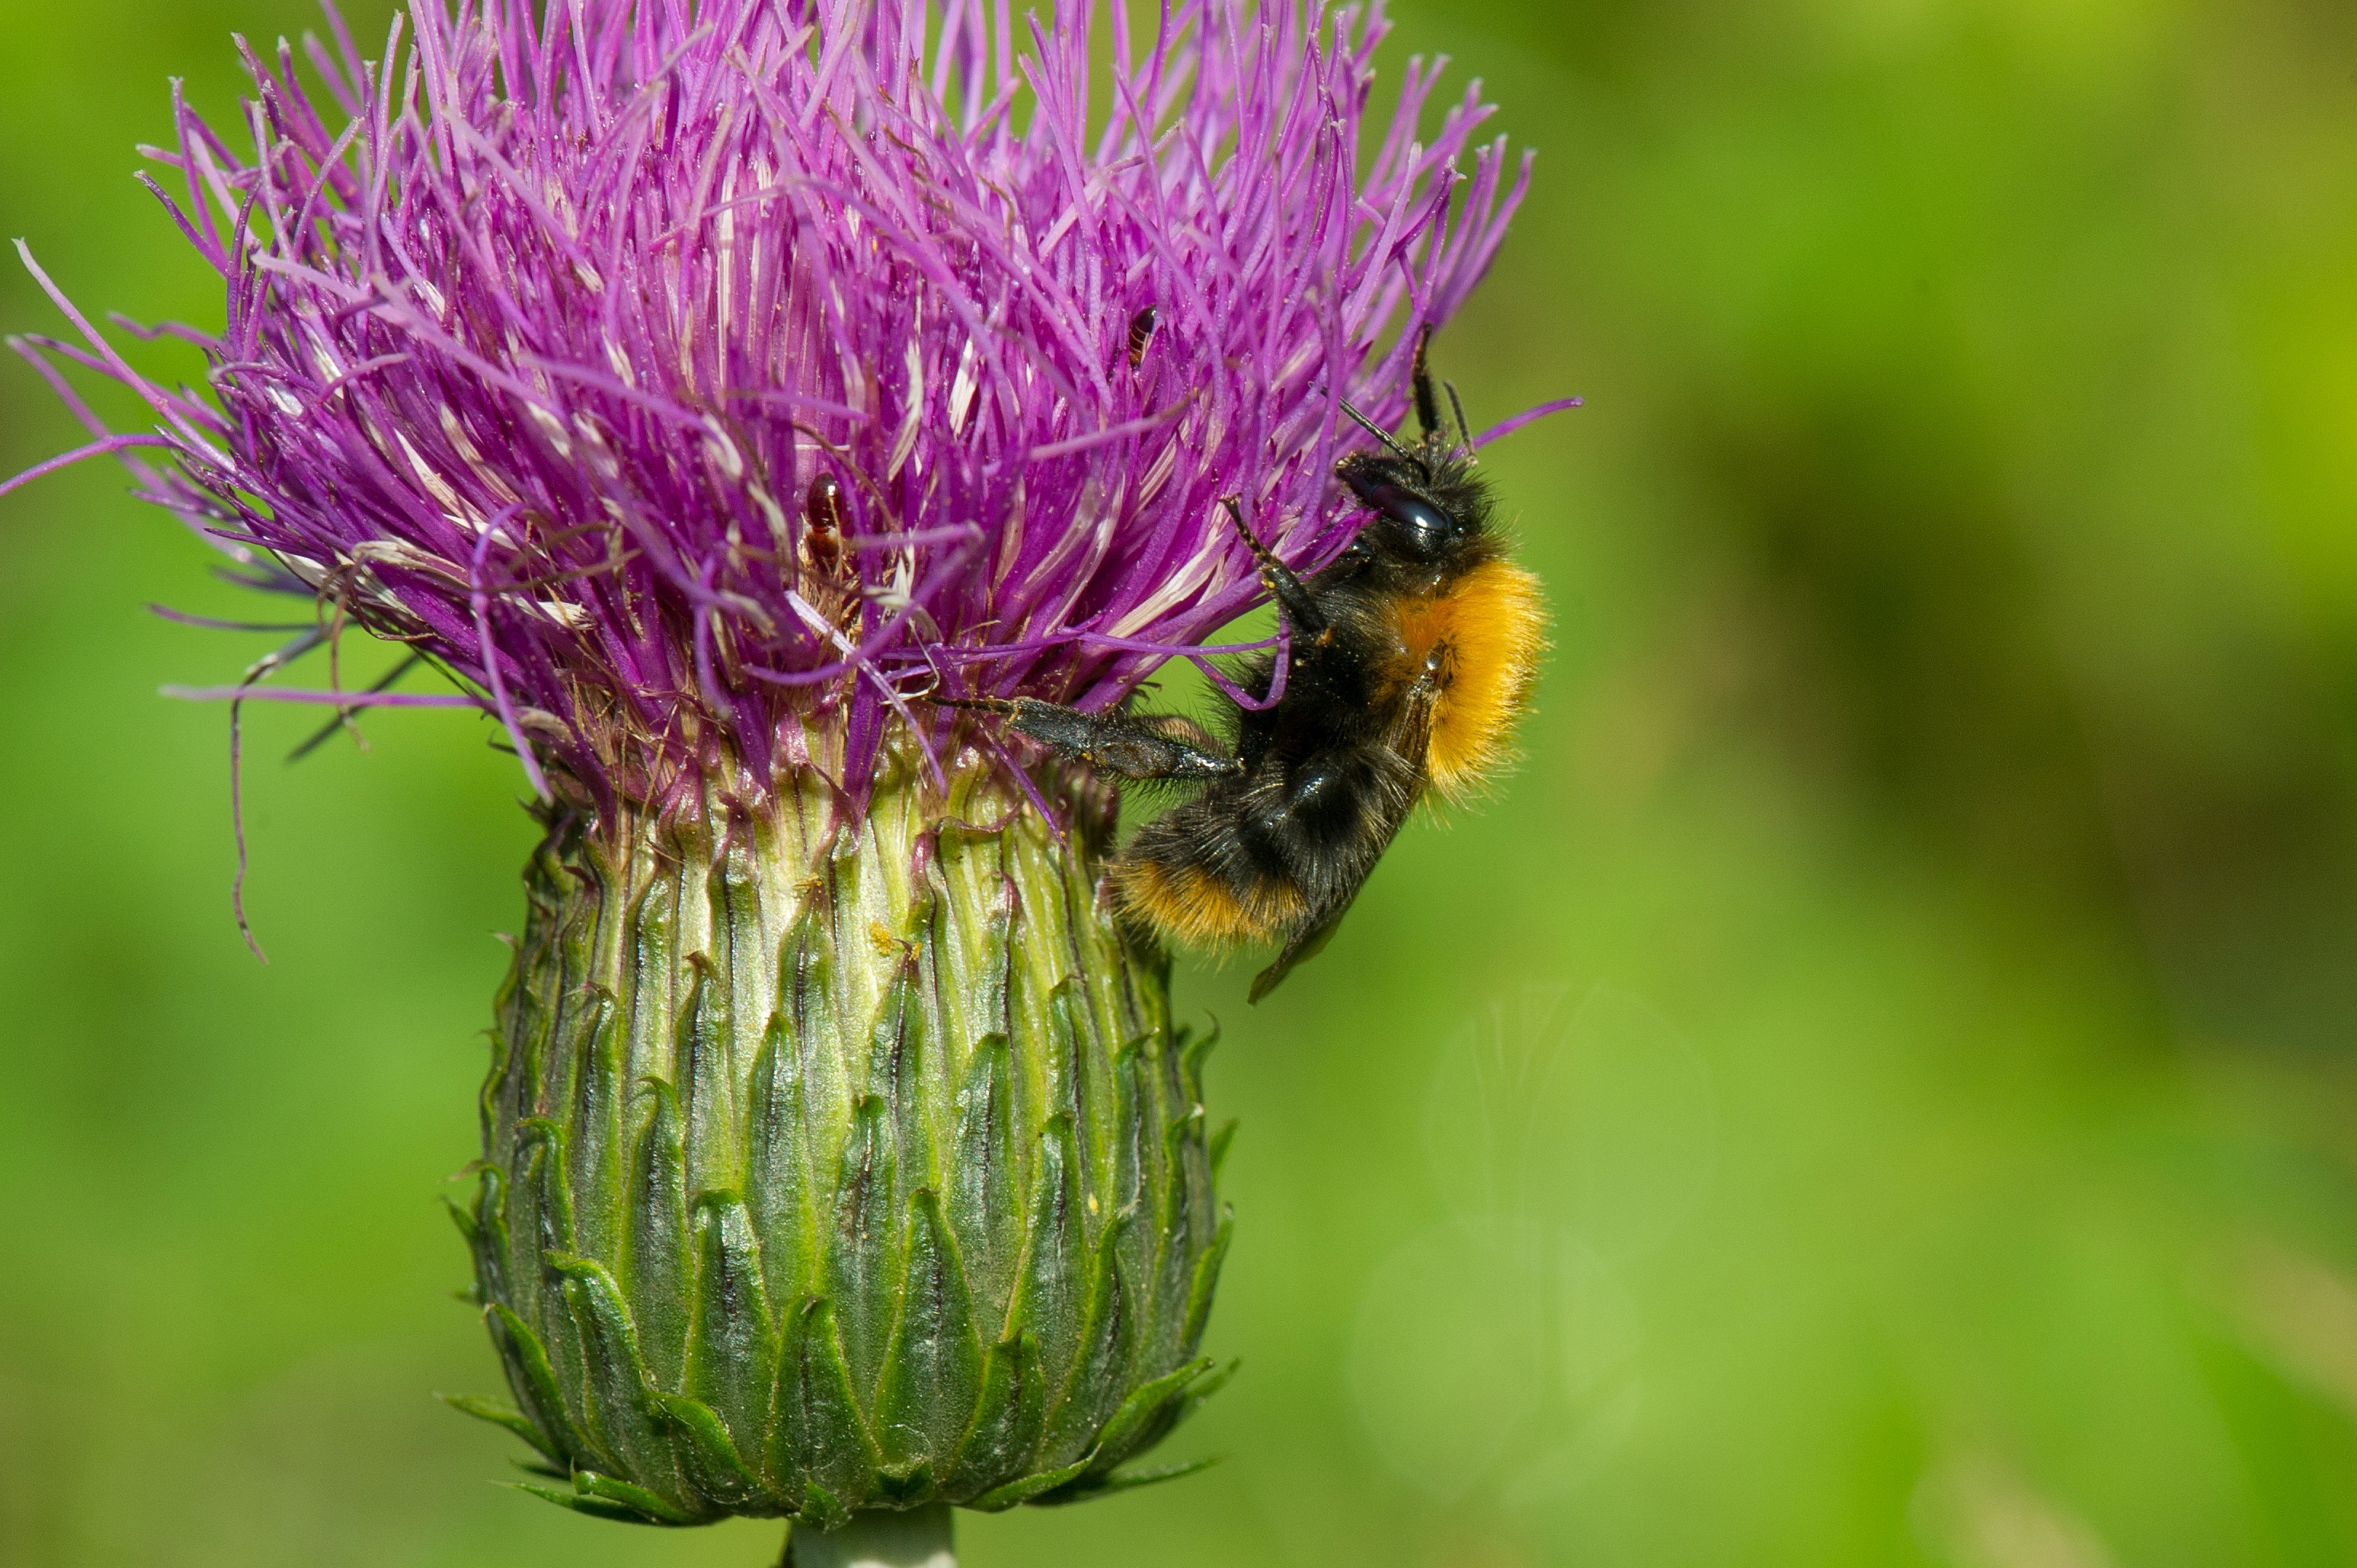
[802,473,846,577]
[1127,305,1158,368]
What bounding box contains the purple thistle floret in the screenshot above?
[14,0,1526,813]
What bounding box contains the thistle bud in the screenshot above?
[453,737,1230,1523]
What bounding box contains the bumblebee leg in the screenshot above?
[941,697,1242,782]
[1249,906,1349,1003]
[1220,498,1326,633]
[1410,324,1444,446]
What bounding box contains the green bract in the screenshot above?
[447,736,1233,1526]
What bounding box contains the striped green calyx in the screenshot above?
[447,732,1233,1528]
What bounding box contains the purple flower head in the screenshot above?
[14,0,1528,813]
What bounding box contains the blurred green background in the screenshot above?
[8,0,2357,1563]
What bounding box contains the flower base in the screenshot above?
[447,732,1231,1526]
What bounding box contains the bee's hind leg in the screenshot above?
[940,696,1242,783]
[1248,907,1349,1003]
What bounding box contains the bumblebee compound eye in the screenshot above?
[1361,484,1455,561]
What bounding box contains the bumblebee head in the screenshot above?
[1338,451,1491,567]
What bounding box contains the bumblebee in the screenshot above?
[955,331,1545,999]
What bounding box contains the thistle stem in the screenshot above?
[786,1506,955,1568]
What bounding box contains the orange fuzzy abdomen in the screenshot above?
[1114,854,1300,947]
[1388,558,1547,803]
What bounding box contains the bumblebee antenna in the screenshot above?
[1335,397,1425,467]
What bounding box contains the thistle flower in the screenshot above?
[10,0,1527,1558]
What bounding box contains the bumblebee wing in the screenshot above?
[1247,906,1349,1003]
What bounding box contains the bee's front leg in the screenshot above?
[940,697,1242,783]
[1220,498,1326,634]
